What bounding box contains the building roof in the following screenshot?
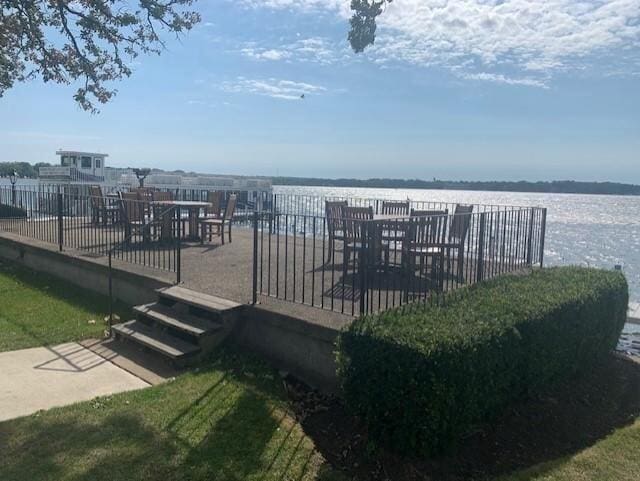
[55,150,109,157]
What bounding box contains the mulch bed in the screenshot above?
[283,354,640,481]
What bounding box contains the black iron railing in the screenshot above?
[269,193,529,217]
[252,206,547,316]
[0,186,181,278]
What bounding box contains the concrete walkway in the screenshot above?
[0,342,149,422]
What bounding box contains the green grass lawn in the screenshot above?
[503,420,640,481]
[0,350,344,481]
[0,259,638,480]
[0,260,127,352]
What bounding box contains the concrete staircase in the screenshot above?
[113,286,243,366]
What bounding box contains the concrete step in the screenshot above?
[113,320,200,361]
[157,286,243,321]
[134,303,223,338]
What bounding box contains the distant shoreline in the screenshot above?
[271,177,640,196]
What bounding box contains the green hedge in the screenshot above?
[337,267,628,456]
[0,204,27,218]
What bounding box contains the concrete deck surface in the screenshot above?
[0,342,149,422]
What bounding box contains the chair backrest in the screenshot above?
[406,212,448,249]
[151,191,173,221]
[410,209,448,217]
[119,192,143,223]
[449,204,474,245]
[134,187,154,202]
[223,194,237,221]
[343,206,373,240]
[325,200,348,234]
[89,185,104,209]
[152,190,173,202]
[206,191,222,217]
[382,200,410,216]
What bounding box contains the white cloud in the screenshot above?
[244,0,640,83]
[241,47,291,61]
[372,0,640,73]
[238,0,349,16]
[221,77,327,100]
[460,72,549,88]
[240,37,342,65]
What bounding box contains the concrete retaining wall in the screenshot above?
[0,236,168,306]
[233,306,341,393]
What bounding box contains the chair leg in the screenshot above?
[342,246,349,277]
[228,222,232,243]
[221,224,225,245]
[457,249,465,283]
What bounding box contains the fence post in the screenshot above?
[176,206,182,284]
[359,221,369,316]
[252,211,259,305]
[539,208,547,267]
[57,192,63,251]
[476,212,487,282]
[108,251,113,337]
[526,208,535,266]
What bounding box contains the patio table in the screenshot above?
[150,200,211,241]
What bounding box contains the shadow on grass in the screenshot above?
[0,350,341,481]
[296,355,640,481]
[0,259,129,319]
[0,413,178,481]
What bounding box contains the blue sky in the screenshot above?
[1,0,639,182]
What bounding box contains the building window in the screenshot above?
[81,156,92,168]
[95,158,101,168]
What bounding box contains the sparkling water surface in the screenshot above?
[275,185,640,301]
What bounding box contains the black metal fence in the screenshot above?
[0,186,181,278]
[253,206,547,316]
[0,184,548,319]
[269,193,526,217]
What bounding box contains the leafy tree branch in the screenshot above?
[0,0,200,112]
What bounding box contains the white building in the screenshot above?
[39,150,108,182]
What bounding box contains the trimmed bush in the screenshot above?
[0,204,27,218]
[337,267,628,456]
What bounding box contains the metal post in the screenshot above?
[11,184,15,207]
[476,213,487,282]
[176,207,182,284]
[252,211,259,305]
[526,207,535,266]
[359,221,369,316]
[57,192,63,251]
[539,208,547,268]
[108,251,113,337]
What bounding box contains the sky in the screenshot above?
[1,0,639,182]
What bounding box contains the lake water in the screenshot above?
[274,185,640,302]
